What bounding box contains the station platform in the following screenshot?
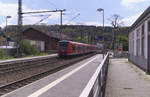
[2,54,103,97]
[105,59,150,97]
[0,54,57,64]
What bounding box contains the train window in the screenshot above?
[59,42,68,50]
[73,45,75,50]
[75,45,78,50]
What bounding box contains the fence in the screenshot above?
[79,52,109,97]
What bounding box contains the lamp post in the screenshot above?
[6,16,12,57]
[97,8,105,58]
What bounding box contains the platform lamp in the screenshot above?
[6,16,12,57]
[97,8,105,59]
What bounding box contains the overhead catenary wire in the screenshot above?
[65,13,80,25]
[34,14,51,25]
[47,0,58,10]
[23,14,50,18]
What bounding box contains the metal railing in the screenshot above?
[79,52,109,97]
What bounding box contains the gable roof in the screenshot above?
[131,6,150,31]
[23,26,71,40]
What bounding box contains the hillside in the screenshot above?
[0,25,130,50]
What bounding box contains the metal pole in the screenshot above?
[5,16,11,57]
[60,11,63,26]
[60,10,62,40]
[97,8,105,59]
[6,17,8,57]
[59,9,66,40]
[18,0,23,57]
[102,10,105,59]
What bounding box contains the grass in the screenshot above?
[123,88,133,90]
[126,61,150,80]
[0,52,49,61]
[109,59,117,66]
[0,56,14,61]
[25,52,49,57]
[125,61,143,76]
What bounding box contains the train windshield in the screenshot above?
[59,41,68,50]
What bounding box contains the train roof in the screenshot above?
[59,40,96,47]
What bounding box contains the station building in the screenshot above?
[129,6,150,73]
[0,36,6,46]
[23,27,71,52]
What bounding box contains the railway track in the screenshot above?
[0,54,57,74]
[0,53,96,96]
[0,57,58,73]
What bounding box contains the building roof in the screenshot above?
[22,28,50,41]
[23,26,72,40]
[131,6,150,31]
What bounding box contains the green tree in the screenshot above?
[117,35,128,51]
[76,37,88,43]
[0,49,6,59]
[22,40,40,55]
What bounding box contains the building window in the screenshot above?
[148,21,150,32]
[129,32,134,55]
[141,24,145,56]
[36,41,42,51]
[132,32,134,55]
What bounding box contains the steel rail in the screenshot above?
[0,57,58,73]
[0,54,57,65]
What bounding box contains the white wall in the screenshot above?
[129,33,131,54]
[129,32,134,55]
[145,21,148,59]
[40,41,45,51]
[140,26,142,56]
[130,20,148,59]
[134,30,136,56]
[25,39,45,51]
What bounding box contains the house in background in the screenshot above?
[129,6,150,73]
[0,36,6,46]
[23,27,71,52]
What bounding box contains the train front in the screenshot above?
[57,40,69,57]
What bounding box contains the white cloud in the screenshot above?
[0,2,17,17]
[121,0,148,8]
[49,12,60,20]
[122,13,142,26]
[84,22,101,26]
[84,21,111,26]
[63,20,77,25]
[0,1,61,27]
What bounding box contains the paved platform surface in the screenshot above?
[2,54,102,97]
[0,54,57,64]
[105,59,150,97]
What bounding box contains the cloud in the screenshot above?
[63,20,77,25]
[0,1,61,27]
[122,13,142,26]
[84,21,111,26]
[84,22,101,26]
[121,0,148,8]
[0,2,17,17]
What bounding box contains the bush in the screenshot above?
[22,40,40,55]
[76,37,88,43]
[117,35,128,51]
[0,49,6,59]
[30,45,40,55]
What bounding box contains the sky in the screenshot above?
[0,0,150,27]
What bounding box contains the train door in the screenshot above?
[75,45,78,54]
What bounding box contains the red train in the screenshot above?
[57,40,97,57]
